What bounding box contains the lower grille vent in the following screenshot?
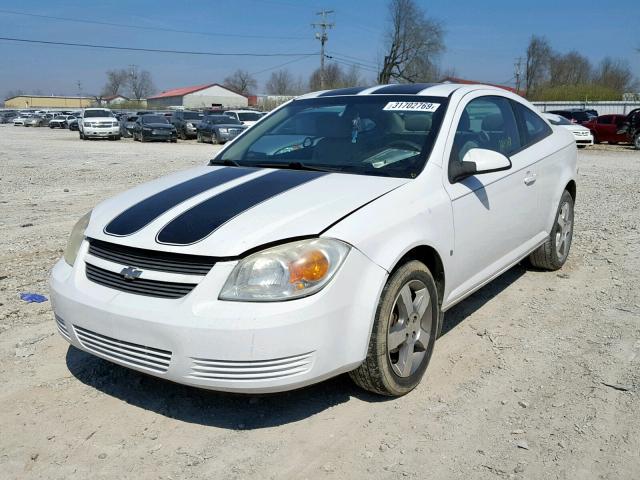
[74,325,172,373]
[55,315,70,340]
[187,352,314,381]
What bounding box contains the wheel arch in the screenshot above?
[565,179,576,201]
[390,245,446,307]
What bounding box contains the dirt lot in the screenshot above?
[0,126,639,480]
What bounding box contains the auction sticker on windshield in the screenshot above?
[383,101,440,112]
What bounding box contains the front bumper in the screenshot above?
[83,126,120,137]
[141,130,177,141]
[50,241,387,393]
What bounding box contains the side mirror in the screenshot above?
[450,148,512,183]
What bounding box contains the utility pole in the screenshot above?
[312,10,334,89]
[514,57,523,93]
[77,80,82,108]
[129,64,138,100]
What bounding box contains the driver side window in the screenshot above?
[450,96,521,166]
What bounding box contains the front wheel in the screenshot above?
[529,190,574,270]
[350,260,440,396]
[634,133,640,150]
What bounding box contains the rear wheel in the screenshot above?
[349,260,440,396]
[529,190,574,270]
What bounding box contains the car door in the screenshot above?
[596,115,615,142]
[442,93,540,303]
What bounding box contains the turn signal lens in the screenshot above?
[289,249,329,286]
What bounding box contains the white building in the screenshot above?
[146,83,248,109]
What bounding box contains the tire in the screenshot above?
[115,134,121,140]
[79,131,85,140]
[171,139,177,143]
[211,133,219,145]
[592,132,599,144]
[179,129,187,140]
[349,260,440,396]
[140,135,147,143]
[197,132,203,143]
[49,125,54,129]
[634,134,640,150]
[529,190,574,271]
[609,141,618,145]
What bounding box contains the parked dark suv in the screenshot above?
[171,110,204,140]
[619,108,640,150]
[547,109,597,125]
[196,115,247,144]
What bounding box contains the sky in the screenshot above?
[0,0,638,97]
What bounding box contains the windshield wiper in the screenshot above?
[209,158,242,167]
[249,161,338,173]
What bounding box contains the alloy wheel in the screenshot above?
[387,279,432,377]
[555,201,573,260]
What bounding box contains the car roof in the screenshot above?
[297,82,512,100]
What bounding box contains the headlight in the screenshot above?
[219,238,350,301]
[63,210,91,266]
[84,122,92,127]
[218,128,228,134]
[186,122,193,127]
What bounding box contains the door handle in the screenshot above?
[524,172,537,186]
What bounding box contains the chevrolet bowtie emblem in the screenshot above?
[120,266,143,281]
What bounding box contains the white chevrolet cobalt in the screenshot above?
[50,83,577,396]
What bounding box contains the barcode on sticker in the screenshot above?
[383,102,440,112]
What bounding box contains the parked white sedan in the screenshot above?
[51,83,577,396]
[544,112,593,148]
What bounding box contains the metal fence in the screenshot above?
[532,101,640,115]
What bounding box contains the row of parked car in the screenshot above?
[1,107,267,144]
[544,108,640,149]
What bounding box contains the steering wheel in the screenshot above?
[388,140,422,152]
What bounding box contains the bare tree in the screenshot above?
[5,89,25,99]
[593,57,634,93]
[309,63,346,90]
[265,69,303,95]
[524,35,552,94]
[223,69,257,95]
[378,0,444,83]
[127,68,155,100]
[340,65,363,87]
[102,69,129,97]
[548,51,591,86]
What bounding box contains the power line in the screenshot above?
[329,51,378,68]
[250,54,317,76]
[329,57,379,75]
[327,54,379,72]
[0,9,309,40]
[0,36,316,57]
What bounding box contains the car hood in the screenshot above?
[86,166,408,256]
[215,124,246,129]
[143,123,173,129]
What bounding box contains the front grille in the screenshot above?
[75,325,172,373]
[86,263,197,299]
[88,239,215,275]
[187,352,314,381]
[55,315,70,340]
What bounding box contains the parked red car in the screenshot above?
[584,115,628,144]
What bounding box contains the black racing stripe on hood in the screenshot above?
[104,167,256,236]
[157,169,327,245]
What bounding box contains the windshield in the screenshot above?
[183,112,203,120]
[547,115,572,126]
[238,112,262,121]
[84,110,113,118]
[208,115,241,125]
[142,115,169,124]
[218,95,448,178]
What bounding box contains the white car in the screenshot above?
[50,83,577,396]
[224,109,263,126]
[544,113,593,148]
[78,108,121,140]
[13,113,32,126]
[49,114,76,129]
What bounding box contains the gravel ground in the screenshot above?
[0,126,639,480]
